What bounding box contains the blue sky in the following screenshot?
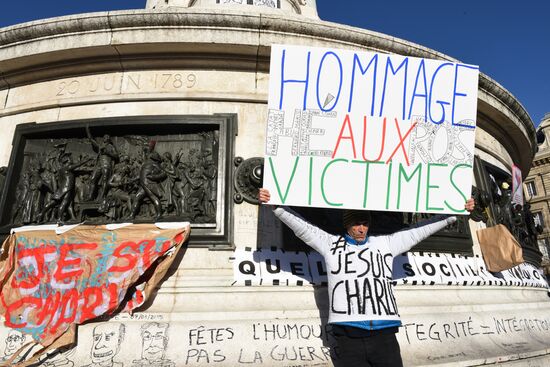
[0,0,548,126]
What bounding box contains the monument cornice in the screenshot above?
[0,9,536,168]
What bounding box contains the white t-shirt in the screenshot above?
[273,207,456,324]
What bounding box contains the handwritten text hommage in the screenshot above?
[264,45,479,214]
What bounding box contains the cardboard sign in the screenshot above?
[264,44,479,214]
[0,223,189,364]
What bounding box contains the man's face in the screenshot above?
[141,324,167,361]
[4,330,24,356]
[91,324,120,365]
[347,222,369,242]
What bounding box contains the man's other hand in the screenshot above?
[259,188,271,204]
[465,198,475,213]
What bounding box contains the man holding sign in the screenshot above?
[259,188,474,366]
[261,44,479,366]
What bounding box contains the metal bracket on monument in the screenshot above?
[470,186,490,223]
[233,157,263,205]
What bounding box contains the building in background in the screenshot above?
[525,112,550,276]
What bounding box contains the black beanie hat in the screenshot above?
[342,210,371,228]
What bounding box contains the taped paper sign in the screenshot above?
[233,248,326,286]
[233,249,548,289]
[392,253,484,286]
[0,223,189,364]
[264,44,479,214]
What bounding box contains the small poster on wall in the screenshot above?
[512,164,524,205]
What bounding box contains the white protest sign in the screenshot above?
[307,251,328,285]
[264,44,479,214]
[233,248,261,286]
[257,248,311,285]
[393,252,483,286]
[233,249,550,289]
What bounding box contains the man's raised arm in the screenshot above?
[259,188,333,255]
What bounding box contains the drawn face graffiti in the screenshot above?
[91,324,123,365]
[141,323,168,361]
[4,330,25,357]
